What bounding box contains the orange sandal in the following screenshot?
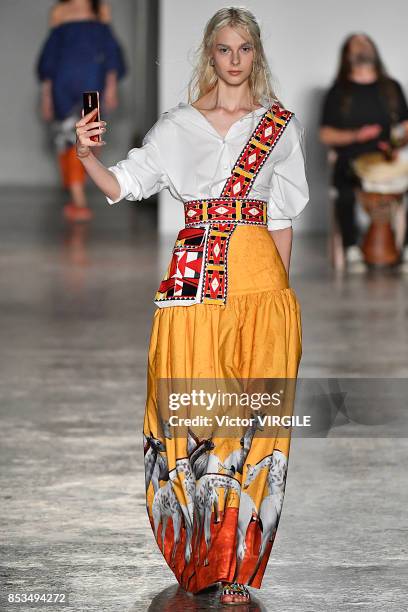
[63,203,93,222]
[220,582,251,605]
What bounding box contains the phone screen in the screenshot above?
[83,91,100,142]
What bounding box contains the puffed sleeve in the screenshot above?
[267,122,309,231]
[106,121,169,205]
[36,28,59,81]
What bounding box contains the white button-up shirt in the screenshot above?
[106,102,309,231]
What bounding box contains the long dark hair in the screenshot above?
[58,0,101,17]
[335,33,400,121]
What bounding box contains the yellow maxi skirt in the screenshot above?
[143,225,302,593]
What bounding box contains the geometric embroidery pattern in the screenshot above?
[222,104,294,199]
[184,198,267,226]
[154,103,294,306]
[199,104,293,305]
[155,227,206,302]
[201,222,233,304]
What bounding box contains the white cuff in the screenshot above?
[267,218,292,231]
[105,166,126,204]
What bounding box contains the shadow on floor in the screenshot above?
[137,583,267,611]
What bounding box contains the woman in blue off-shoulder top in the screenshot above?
[37,0,126,221]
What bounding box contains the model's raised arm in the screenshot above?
[75,108,121,201]
[76,108,169,205]
[80,153,121,202]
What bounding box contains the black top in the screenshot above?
[320,78,408,162]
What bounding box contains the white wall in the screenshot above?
[158,0,408,235]
[0,0,138,186]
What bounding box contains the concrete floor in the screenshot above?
[1,188,407,612]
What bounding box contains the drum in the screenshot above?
[353,151,408,266]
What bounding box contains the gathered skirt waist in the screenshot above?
[226,225,289,294]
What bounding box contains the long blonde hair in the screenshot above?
[187,6,280,108]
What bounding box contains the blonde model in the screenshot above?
[76,7,309,606]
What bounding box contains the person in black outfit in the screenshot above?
[320,33,408,268]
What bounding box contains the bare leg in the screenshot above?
[59,145,93,220]
[69,182,88,208]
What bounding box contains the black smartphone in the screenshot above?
[83,91,100,142]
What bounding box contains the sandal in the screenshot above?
[63,203,93,222]
[220,582,251,605]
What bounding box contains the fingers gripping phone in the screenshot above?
[83,91,100,142]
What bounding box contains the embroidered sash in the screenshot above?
[154,103,293,307]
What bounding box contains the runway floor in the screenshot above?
[1,188,407,611]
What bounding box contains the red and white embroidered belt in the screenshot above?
[154,103,293,308]
[156,197,268,306]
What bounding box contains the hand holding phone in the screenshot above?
[76,92,107,158]
[83,91,101,142]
